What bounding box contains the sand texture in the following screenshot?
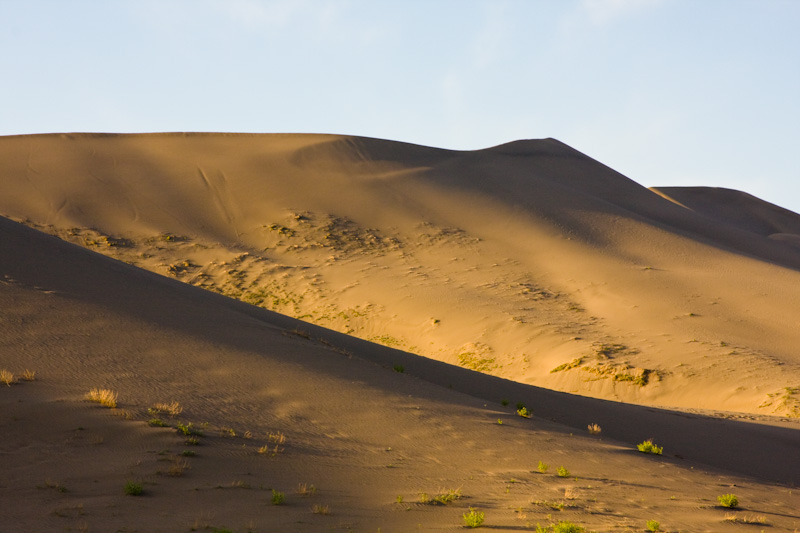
[1,133,798,532]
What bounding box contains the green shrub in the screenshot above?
[124,481,143,496]
[148,418,167,427]
[393,364,404,373]
[717,493,738,508]
[557,466,570,478]
[637,440,663,454]
[646,519,660,531]
[462,507,485,528]
[537,460,549,473]
[553,522,585,533]
[271,489,286,505]
[177,422,202,436]
[516,406,531,418]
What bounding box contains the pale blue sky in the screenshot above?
[2,0,799,211]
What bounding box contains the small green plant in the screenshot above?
[501,399,509,406]
[124,481,143,496]
[185,436,200,445]
[516,406,531,418]
[393,364,405,373]
[497,419,503,425]
[396,495,404,503]
[271,489,285,505]
[0,369,14,386]
[637,440,663,454]
[557,466,570,478]
[553,521,585,533]
[516,401,526,411]
[646,519,660,531]
[717,493,739,508]
[462,507,485,528]
[181,449,196,457]
[85,388,118,408]
[177,422,202,436]
[148,418,167,427]
[537,460,549,473]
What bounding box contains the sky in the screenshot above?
[2,0,799,212]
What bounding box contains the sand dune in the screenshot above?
[2,201,799,532]
[2,133,799,417]
[1,133,799,531]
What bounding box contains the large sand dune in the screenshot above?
[1,133,799,531]
[2,133,799,416]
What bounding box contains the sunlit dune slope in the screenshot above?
[2,213,799,531]
[1,132,799,417]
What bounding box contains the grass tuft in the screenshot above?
[312,504,330,515]
[85,388,118,408]
[537,460,549,474]
[297,483,316,496]
[148,400,182,417]
[21,369,36,381]
[587,423,601,435]
[0,369,15,386]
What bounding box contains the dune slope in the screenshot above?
[2,207,799,531]
[1,133,799,420]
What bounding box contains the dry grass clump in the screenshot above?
[85,388,118,408]
[587,423,601,435]
[297,483,317,496]
[419,487,462,505]
[312,504,330,515]
[0,369,15,386]
[148,400,182,417]
[259,431,287,455]
[724,513,766,524]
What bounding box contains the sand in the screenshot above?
[1,133,798,532]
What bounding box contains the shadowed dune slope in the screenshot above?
[653,185,800,242]
[1,133,800,420]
